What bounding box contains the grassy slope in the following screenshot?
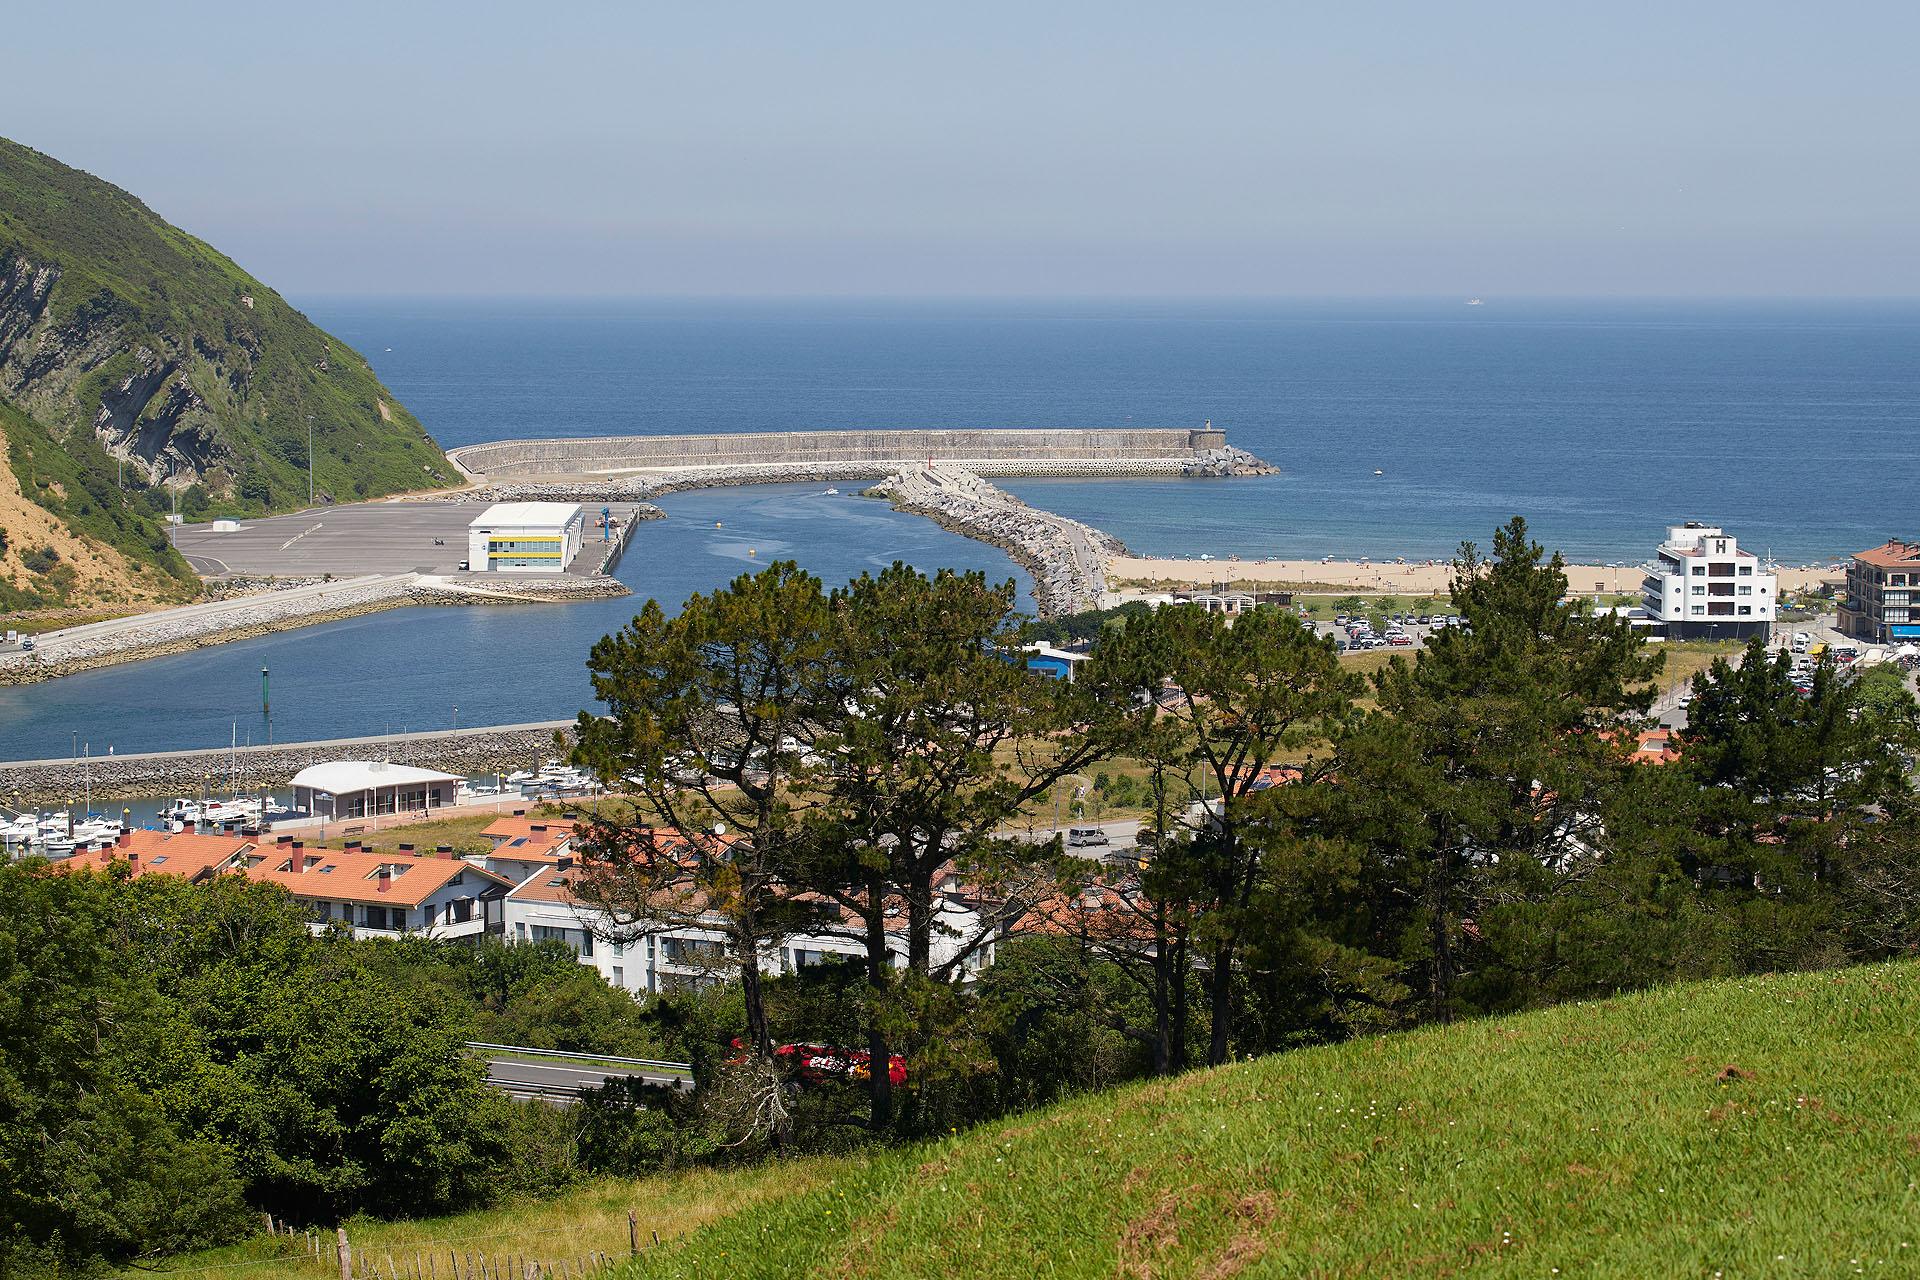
[0,135,454,523]
[620,961,1918,1279]
[139,961,1920,1280]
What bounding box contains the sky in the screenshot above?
[4,0,1916,297]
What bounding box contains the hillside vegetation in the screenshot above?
[614,961,1917,1279]
[136,961,1919,1280]
[0,135,454,609]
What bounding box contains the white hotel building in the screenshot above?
[1641,523,1776,640]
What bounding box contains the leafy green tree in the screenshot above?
[1685,640,1911,821]
[0,867,248,1271]
[1090,602,1363,1064]
[1342,518,1659,1022]
[801,563,1129,1130]
[572,563,837,1143]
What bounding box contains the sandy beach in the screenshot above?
[1108,555,1842,597]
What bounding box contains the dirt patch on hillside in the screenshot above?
[0,444,180,614]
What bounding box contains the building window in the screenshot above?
[1691,566,1706,576]
[1738,585,1752,596]
[1739,565,1753,576]
[1691,606,1705,616]
[1691,585,1706,596]
[612,966,625,988]
[1738,606,1753,616]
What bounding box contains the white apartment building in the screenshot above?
[502,861,994,995]
[1642,523,1776,640]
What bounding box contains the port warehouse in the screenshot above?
[465,500,586,572]
[449,426,1230,477]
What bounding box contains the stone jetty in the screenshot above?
[867,465,1125,616]
[0,573,627,687]
[0,722,579,807]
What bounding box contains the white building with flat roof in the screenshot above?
[1642,523,1776,640]
[466,501,584,573]
[289,760,463,821]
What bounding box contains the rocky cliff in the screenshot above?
[0,136,456,609]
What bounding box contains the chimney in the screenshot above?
[376,868,392,893]
[398,843,414,854]
[436,848,453,859]
[116,831,130,848]
[556,855,573,871]
[512,808,526,817]
[126,852,139,871]
[345,840,362,852]
[436,844,452,854]
[276,834,292,845]
[530,824,546,834]
[291,840,305,853]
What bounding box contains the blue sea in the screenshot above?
[3,297,1916,760]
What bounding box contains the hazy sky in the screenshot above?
[6,1,1916,297]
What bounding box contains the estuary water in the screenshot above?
[3,297,1917,760]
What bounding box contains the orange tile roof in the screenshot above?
[482,815,581,848]
[1853,540,1920,570]
[1632,729,1683,765]
[248,846,514,907]
[62,830,255,880]
[65,835,509,909]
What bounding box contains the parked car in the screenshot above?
[1388,634,1414,646]
[1067,826,1111,847]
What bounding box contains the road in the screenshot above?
[477,1049,693,1102]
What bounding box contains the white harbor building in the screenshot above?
[465,501,585,573]
[1641,523,1776,640]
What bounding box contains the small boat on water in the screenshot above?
[821,487,839,496]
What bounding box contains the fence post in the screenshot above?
[338,1228,352,1280]
[628,1211,638,1256]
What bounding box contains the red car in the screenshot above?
[729,1039,907,1087]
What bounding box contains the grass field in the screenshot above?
[128,1162,851,1280]
[141,960,1920,1279]
[613,961,1919,1279]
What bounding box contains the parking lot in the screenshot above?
[171,502,635,577]
[172,503,482,576]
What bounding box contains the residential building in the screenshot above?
[62,831,512,940]
[465,501,584,573]
[501,856,994,994]
[1838,539,1920,644]
[290,761,462,823]
[1641,523,1776,639]
[473,812,582,883]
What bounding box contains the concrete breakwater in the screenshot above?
[0,574,629,688]
[0,721,579,807]
[868,466,1124,615]
[449,427,1275,483]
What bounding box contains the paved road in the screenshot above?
[481,1055,693,1102]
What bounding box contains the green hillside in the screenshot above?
[0,136,455,607]
[141,961,1920,1280]
[623,961,1916,1279]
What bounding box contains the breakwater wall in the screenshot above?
[0,574,628,688]
[449,427,1268,481]
[868,466,1123,616]
[0,722,579,806]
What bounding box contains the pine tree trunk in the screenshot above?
[863,894,894,1130]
